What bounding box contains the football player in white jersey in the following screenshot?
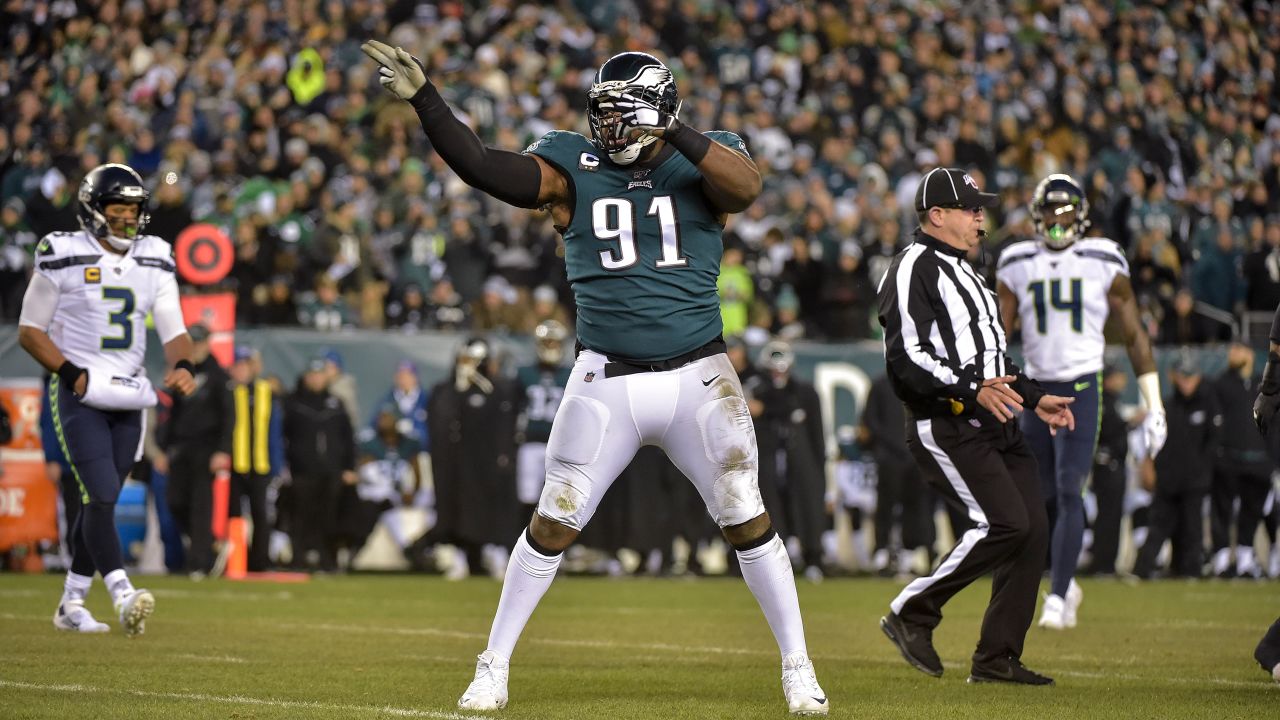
[17,163,197,637]
[995,174,1167,630]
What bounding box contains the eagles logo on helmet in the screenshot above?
[587,52,681,166]
[78,163,151,252]
[1030,173,1090,250]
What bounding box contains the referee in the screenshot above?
[875,168,1075,685]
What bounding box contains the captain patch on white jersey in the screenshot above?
[21,230,186,379]
[996,237,1127,382]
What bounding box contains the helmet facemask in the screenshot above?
[78,164,150,251]
[1030,174,1090,250]
[587,54,680,166]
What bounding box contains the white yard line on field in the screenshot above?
[0,679,479,719]
[170,652,248,664]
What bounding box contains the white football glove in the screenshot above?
[361,40,428,101]
[1141,407,1167,459]
[598,91,676,134]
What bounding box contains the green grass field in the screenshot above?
[1,573,1275,719]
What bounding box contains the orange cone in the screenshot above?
[226,517,248,579]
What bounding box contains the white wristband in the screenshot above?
[1137,372,1163,414]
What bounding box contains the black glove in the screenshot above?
[1254,351,1280,434]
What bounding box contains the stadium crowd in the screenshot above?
[1,0,1279,344]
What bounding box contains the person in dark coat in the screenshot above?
[745,340,827,577]
[862,373,936,577]
[283,357,357,572]
[1133,350,1221,578]
[421,336,520,578]
[1084,366,1131,576]
[1207,342,1274,578]
[158,324,233,576]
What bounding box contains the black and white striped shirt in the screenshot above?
[876,230,1043,418]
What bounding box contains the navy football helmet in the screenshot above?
[1030,173,1090,249]
[78,163,150,251]
[587,52,680,165]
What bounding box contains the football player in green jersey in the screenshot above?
[363,41,827,715]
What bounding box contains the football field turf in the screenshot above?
[1,573,1275,719]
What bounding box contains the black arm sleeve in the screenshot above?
[409,81,543,209]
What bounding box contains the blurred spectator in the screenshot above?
[341,404,425,567]
[862,373,934,578]
[819,240,874,339]
[1208,343,1272,579]
[0,0,1274,342]
[298,276,354,331]
[373,360,430,449]
[417,337,520,579]
[320,348,361,430]
[0,196,36,319]
[1083,366,1132,577]
[1243,219,1280,311]
[1133,351,1220,580]
[156,324,233,577]
[718,244,754,338]
[744,341,827,580]
[1159,288,1219,345]
[227,346,285,572]
[283,357,357,572]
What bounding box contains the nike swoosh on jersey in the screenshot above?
[1074,381,1091,391]
[701,375,721,386]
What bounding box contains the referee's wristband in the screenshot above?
[57,361,85,389]
[174,359,196,376]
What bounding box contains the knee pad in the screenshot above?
[695,396,763,527]
[546,396,609,466]
[539,397,610,529]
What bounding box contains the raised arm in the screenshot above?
[361,41,568,209]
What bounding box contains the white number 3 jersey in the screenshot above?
[995,237,1128,382]
[30,230,184,378]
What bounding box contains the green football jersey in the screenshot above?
[516,364,572,444]
[526,130,748,361]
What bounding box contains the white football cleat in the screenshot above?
[458,650,509,710]
[116,589,154,639]
[53,600,110,633]
[1064,579,1083,628]
[1272,662,1280,684]
[781,651,828,716]
[1038,594,1066,630]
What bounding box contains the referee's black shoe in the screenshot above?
[880,613,943,677]
[967,655,1055,686]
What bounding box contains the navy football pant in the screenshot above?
[1021,371,1101,598]
[49,375,141,579]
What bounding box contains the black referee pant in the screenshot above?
[890,411,1048,665]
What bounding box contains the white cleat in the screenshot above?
[116,589,154,639]
[1038,594,1066,630]
[1064,579,1083,628]
[53,600,110,633]
[781,651,828,716]
[458,650,509,710]
[1272,662,1280,684]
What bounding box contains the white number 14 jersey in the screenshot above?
[995,237,1128,382]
